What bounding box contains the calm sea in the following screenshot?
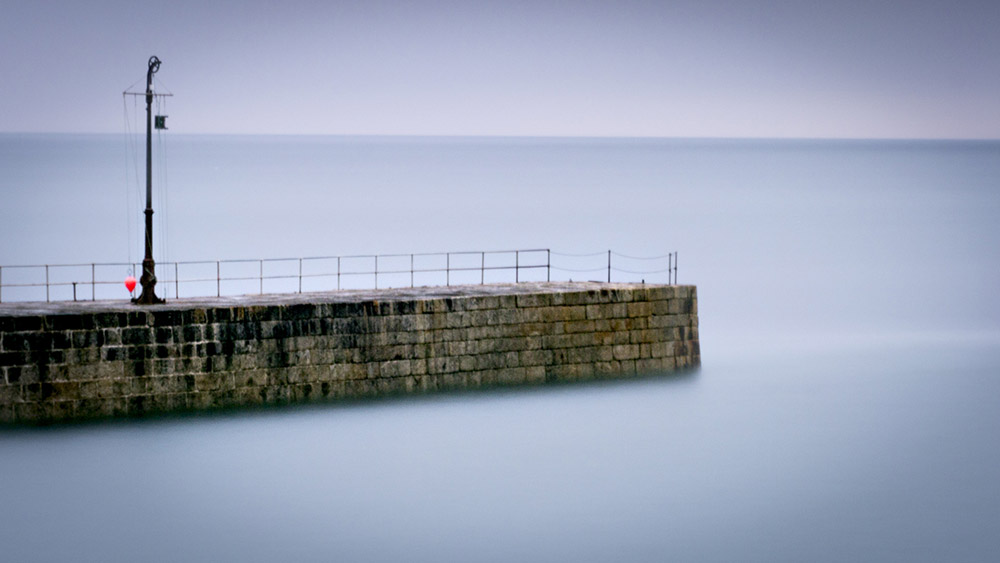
[2,134,999,561]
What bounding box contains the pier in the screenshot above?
[0,282,699,424]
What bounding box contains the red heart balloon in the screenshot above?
[125,275,137,292]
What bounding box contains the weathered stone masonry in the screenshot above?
[0,282,699,424]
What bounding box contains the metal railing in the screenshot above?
[0,249,678,303]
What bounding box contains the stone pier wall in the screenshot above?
[0,282,699,424]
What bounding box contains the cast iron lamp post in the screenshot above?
[134,55,165,305]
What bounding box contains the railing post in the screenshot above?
[547,249,551,282]
[72,282,77,302]
[446,253,450,286]
[46,265,50,302]
[216,261,221,297]
[674,251,678,285]
[298,258,303,293]
[607,250,611,283]
[92,263,96,301]
[410,254,414,288]
[259,259,264,294]
[175,262,179,299]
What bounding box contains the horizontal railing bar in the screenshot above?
[1,250,553,270]
[610,252,676,260]
[0,262,134,270]
[0,249,679,304]
[371,249,549,259]
[170,277,219,284]
[295,249,549,261]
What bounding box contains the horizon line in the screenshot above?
[3,130,999,143]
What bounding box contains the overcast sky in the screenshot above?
[2,0,998,138]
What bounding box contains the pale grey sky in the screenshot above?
[2,0,998,138]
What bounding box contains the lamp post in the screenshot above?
[135,55,164,304]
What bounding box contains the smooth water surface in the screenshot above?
[2,135,999,561]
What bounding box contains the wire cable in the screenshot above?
[550,250,607,258]
[550,266,608,273]
[611,251,675,260]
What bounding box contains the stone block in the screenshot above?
[493,367,526,385]
[540,334,574,349]
[235,386,266,406]
[554,306,588,322]
[1,332,31,352]
[0,350,26,369]
[401,358,424,376]
[75,398,118,419]
[666,299,684,314]
[76,380,108,400]
[650,300,671,316]
[515,293,549,308]
[585,305,607,320]
[1,316,44,332]
[127,311,151,327]
[544,363,586,382]
[193,373,232,393]
[626,302,652,318]
[523,366,545,384]
[642,286,673,301]
[320,380,347,400]
[10,364,39,385]
[631,329,663,345]
[564,320,596,334]
[121,327,151,346]
[455,355,474,372]
[636,358,668,374]
[516,322,553,338]
[0,382,20,404]
[208,389,238,409]
[498,309,523,326]
[381,359,412,378]
[566,347,600,365]
[593,360,622,375]
[470,353,500,371]
[70,330,102,349]
[613,344,640,361]
[563,290,608,306]
[606,288,634,303]
[648,314,678,328]
[518,349,552,367]
[13,402,44,422]
[45,400,76,422]
[0,403,15,424]
[150,310,183,328]
[343,379,374,398]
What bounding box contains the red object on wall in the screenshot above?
[125,276,137,293]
